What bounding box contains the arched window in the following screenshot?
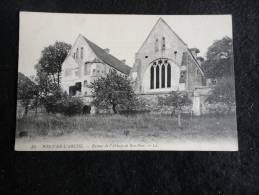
[167,63,171,88]
[162,37,166,50]
[156,65,160,88]
[76,48,79,59]
[161,64,165,88]
[150,59,172,90]
[150,66,154,89]
[81,47,84,59]
[155,38,159,52]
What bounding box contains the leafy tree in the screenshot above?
[34,41,71,111]
[89,70,136,114]
[17,72,37,116]
[206,77,236,113]
[158,91,192,127]
[202,36,234,78]
[36,41,71,88]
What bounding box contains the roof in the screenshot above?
[82,36,131,75]
[187,49,204,76]
[181,51,205,76]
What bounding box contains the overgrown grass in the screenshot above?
[16,113,237,141]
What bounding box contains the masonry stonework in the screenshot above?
[61,18,208,115]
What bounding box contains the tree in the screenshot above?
[17,72,37,116]
[202,36,234,78]
[206,77,235,113]
[35,41,71,111]
[89,70,136,114]
[158,91,192,127]
[36,41,71,88]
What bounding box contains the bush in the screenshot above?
[42,90,84,116]
[61,96,84,116]
[206,77,235,113]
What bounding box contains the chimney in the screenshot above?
[190,48,200,58]
[104,48,110,53]
[121,59,126,64]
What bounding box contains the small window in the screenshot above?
[180,71,186,83]
[84,80,88,87]
[97,70,100,73]
[145,56,148,58]
[75,82,82,92]
[93,69,96,73]
[76,48,79,59]
[162,37,166,50]
[80,47,84,59]
[174,51,177,58]
[84,91,87,96]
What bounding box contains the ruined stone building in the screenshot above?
[130,18,205,94]
[61,18,207,115]
[61,34,131,105]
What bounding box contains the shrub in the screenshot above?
[158,91,192,127]
[206,77,235,113]
[42,90,84,116]
[61,96,84,116]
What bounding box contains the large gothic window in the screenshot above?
[156,65,160,88]
[150,59,172,90]
[150,66,154,89]
[167,63,171,87]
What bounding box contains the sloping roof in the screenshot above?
[82,36,131,75]
[187,49,204,76]
[181,51,204,76]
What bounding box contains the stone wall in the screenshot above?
[136,87,212,116]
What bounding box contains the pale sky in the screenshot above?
[19,12,232,77]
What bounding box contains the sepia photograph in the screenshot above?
[15,12,238,151]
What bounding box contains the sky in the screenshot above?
[19,12,232,77]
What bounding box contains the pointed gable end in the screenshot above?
[137,17,188,53]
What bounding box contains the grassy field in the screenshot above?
[15,113,238,151]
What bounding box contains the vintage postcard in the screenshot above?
[16,12,238,151]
